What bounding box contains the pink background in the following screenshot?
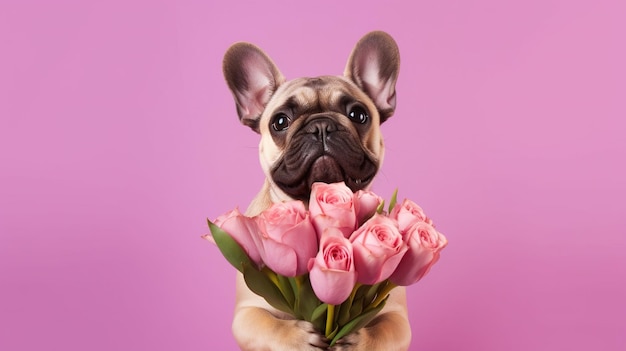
[1,0,625,350]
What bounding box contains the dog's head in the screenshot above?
[223,31,400,202]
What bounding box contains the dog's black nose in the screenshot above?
[305,118,338,142]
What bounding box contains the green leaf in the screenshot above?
[364,282,382,306]
[287,276,303,319]
[353,283,371,301]
[376,200,385,214]
[344,283,378,318]
[329,296,389,347]
[349,296,363,317]
[336,284,361,326]
[337,297,352,326]
[208,219,251,273]
[242,264,293,315]
[311,303,328,324]
[277,274,295,307]
[311,308,327,332]
[388,188,399,213]
[288,276,299,297]
[326,325,339,340]
[296,276,322,322]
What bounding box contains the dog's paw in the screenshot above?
[278,320,329,351]
[297,320,330,349]
[328,329,366,351]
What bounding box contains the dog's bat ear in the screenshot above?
[223,43,285,133]
[344,31,400,123]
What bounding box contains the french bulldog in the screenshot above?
[222,31,411,351]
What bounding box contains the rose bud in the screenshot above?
[309,182,357,238]
[390,198,433,233]
[390,221,448,286]
[212,208,263,265]
[354,189,383,226]
[350,214,408,285]
[256,201,318,277]
[308,228,357,305]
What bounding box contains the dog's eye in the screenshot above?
[348,106,369,124]
[271,113,291,131]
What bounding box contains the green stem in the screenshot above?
[325,304,335,338]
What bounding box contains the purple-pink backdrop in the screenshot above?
[1,1,625,350]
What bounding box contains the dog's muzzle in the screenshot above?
[271,116,378,200]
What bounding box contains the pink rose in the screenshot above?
[308,228,357,305]
[309,182,357,238]
[350,214,408,285]
[354,190,383,226]
[256,201,318,277]
[213,208,263,265]
[390,198,432,233]
[390,221,448,286]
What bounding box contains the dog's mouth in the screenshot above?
[307,155,374,189]
[272,153,377,202]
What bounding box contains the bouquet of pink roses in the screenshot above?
[204,182,447,346]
